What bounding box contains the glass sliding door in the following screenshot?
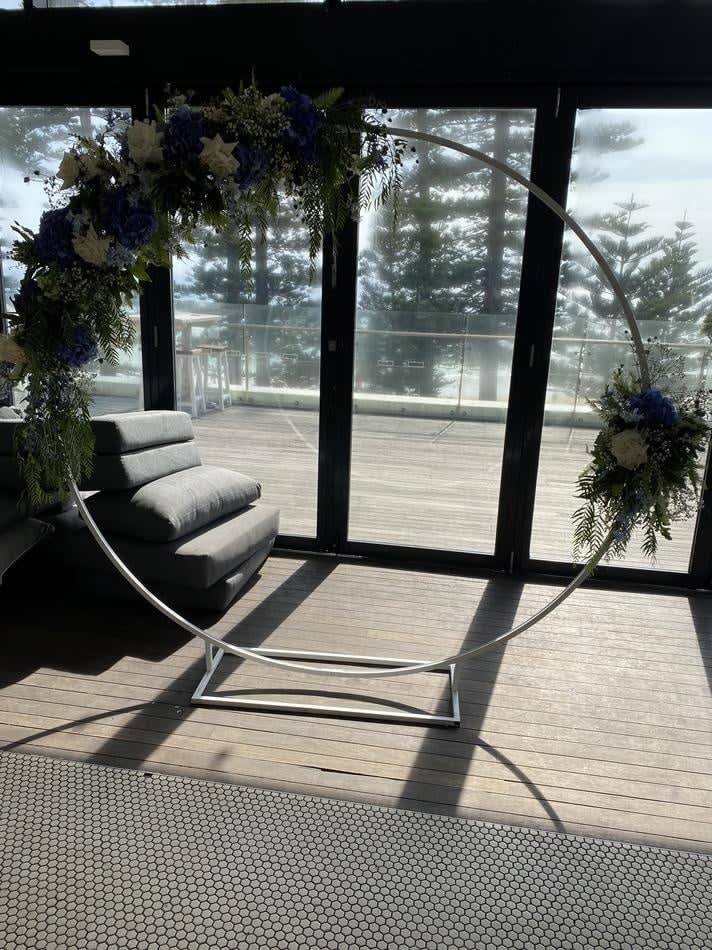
[531,109,712,572]
[349,107,535,552]
[172,195,321,537]
[0,105,141,415]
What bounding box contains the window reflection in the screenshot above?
[531,109,712,571]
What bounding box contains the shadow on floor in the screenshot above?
[0,558,186,688]
[77,559,334,769]
[1,558,336,765]
[688,592,712,697]
[395,577,566,833]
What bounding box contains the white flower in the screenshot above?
[127,120,163,165]
[199,134,239,178]
[73,224,112,267]
[610,429,648,470]
[57,151,81,189]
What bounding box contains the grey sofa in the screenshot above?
[47,410,279,611]
[0,407,53,584]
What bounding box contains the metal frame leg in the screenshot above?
[191,648,462,727]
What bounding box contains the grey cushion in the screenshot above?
[91,411,194,454]
[0,492,25,531]
[53,502,278,590]
[0,406,21,419]
[0,517,52,581]
[0,417,22,456]
[112,503,279,589]
[86,465,262,542]
[68,541,273,612]
[82,441,202,492]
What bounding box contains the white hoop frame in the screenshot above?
[66,126,649,725]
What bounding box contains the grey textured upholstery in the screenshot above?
[82,441,202,492]
[38,409,279,611]
[91,411,194,455]
[52,503,279,591]
[70,542,274,611]
[86,466,262,542]
[107,504,279,589]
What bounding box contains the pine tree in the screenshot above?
[635,215,712,338]
[356,107,534,400]
[174,199,321,390]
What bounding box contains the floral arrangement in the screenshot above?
[1,83,404,506]
[573,343,711,562]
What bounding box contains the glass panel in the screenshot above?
[0,0,23,8]
[531,109,712,571]
[350,107,536,552]
[173,196,321,538]
[0,106,141,415]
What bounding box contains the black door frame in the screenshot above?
[1,69,710,590]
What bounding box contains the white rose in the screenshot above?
[199,134,238,178]
[57,151,81,189]
[610,429,648,470]
[73,224,112,267]
[127,120,163,165]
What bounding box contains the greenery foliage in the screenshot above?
[573,343,711,562]
[2,83,405,506]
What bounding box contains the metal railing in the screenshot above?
[175,312,712,418]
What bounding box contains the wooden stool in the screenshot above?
[197,344,232,410]
[175,349,206,418]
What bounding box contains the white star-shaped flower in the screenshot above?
[127,120,164,165]
[199,134,239,177]
[73,224,112,267]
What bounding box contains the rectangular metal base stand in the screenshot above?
[191,646,461,727]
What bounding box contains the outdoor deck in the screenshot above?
[186,402,697,573]
[1,554,711,853]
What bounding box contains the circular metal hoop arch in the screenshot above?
[71,126,649,680]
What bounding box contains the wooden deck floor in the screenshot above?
[189,403,698,573]
[2,554,711,853]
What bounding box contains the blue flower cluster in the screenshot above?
[280,87,321,164]
[234,144,270,189]
[104,188,159,250]
[628,388,680,427]
[57,326,98,368]
[106,243,136,269]
[34,207,77,266]
[162,106,205,161]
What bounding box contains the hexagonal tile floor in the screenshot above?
[1,751,710,949]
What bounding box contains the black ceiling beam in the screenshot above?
[1,2,712,94]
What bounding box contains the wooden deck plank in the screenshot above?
[191,404,699,571]
[2,554,711,852]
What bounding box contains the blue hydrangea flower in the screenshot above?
[233,144,270,189]
[628,388,680,427]
[162,106,205,160]
[103,187,159,250]
[280,87,321,163]
[612,513,631,544]
[34,207,77,265]
[12,278,40,316]
[57,325,98,368]
[106,242,136,269]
